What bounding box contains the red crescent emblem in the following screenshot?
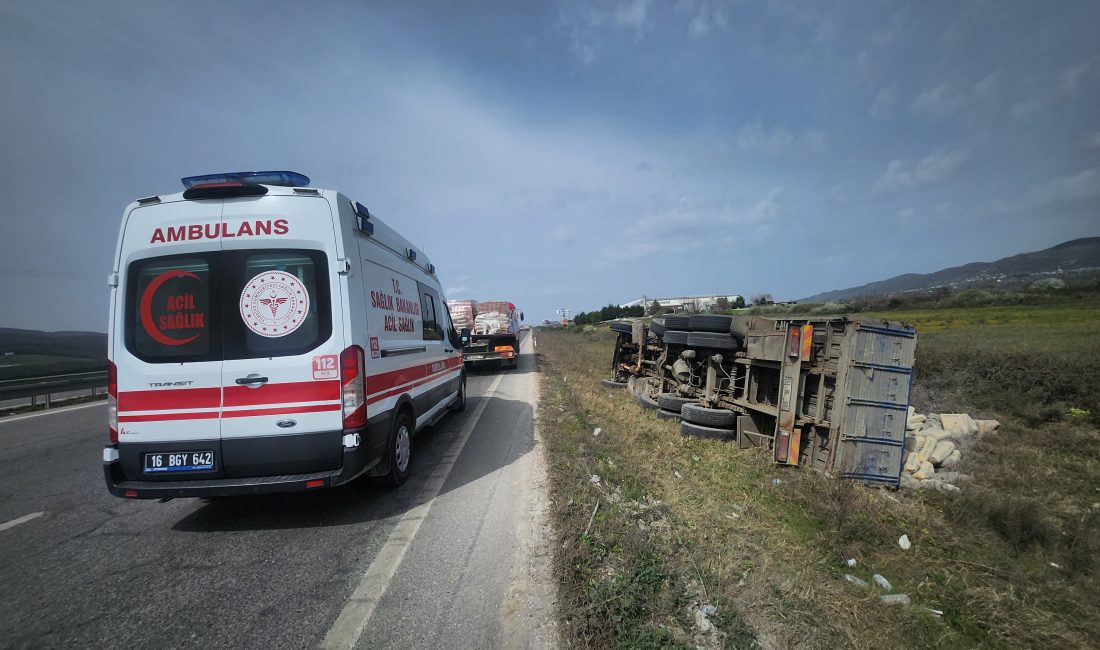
[139,270,203,346]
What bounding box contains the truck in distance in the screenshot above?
[448,300,524,370]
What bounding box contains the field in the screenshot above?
[535,301,1099,648]
[0,354,105,381]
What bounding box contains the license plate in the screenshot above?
[466,355,485,361]
[144,451,215,473]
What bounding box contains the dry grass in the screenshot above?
[536,314,1100,649]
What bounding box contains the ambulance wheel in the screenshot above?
[375,410,413,487]
[449,375,467,412]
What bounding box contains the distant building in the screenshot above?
[620,294,743,312]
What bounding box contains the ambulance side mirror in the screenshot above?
[459,328,471,346]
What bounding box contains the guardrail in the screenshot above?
[0,371,108,410]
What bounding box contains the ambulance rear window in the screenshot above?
[124,249,331,362]
[222,250,330,359]
[126,255,213,360]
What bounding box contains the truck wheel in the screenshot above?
[374,410,414,487]
[449,375,467,412]
[601,379,627,389]
[685,332,740,350]
[662,330,689,345]
[664,315,690,329]
[680,420,735,441]
[648,319,666,336]
[636,391,659,411]
[688,314,734,333]
[681,403,735,428]
[656,408,681,421]
[609,321,632,334]
[657,392,696,413]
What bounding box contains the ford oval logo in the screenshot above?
[276,419,297,429]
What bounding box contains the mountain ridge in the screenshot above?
[800,237,1100,303]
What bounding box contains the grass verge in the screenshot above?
[537,307,1099,649]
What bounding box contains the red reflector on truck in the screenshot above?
[305,480,324,488]
[124,489,138,498]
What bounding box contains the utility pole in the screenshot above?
[556,307,571,326]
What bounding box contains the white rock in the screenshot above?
[906,414,927,430]
[898,534,911,549]
[940,413,978,437]
[976,419,1001,435]
[913,461,935,480]
[917,436,937,463]
[900,474,922,489]
[904,452,921,473]
[923,427,953,441]
[939,449,962,468]
[904,435,919,452]
[930,440,956,465]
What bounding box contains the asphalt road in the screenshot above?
[0,333,555,649]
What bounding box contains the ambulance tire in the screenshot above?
[374,410,414,487]
[449,374,467,412]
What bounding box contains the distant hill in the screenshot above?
[800,237,1100,303]
[0,328,107,359]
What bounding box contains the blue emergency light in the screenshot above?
[180,171,311,189]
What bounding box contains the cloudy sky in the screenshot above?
[0,0,1097,331]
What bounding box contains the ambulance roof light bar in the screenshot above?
[180,171,311,189]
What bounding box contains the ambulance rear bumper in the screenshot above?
[103,443,375,499]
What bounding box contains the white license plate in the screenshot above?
[144,451,215,473]
[466,355,485,361]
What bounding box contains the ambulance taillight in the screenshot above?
[107,360,118,443]
[341,345,367,429]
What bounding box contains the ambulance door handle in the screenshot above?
[235,375,269,386]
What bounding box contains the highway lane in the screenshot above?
[0,332,555,649]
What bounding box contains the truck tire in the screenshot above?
[636,391,659,411]
[680,420,736,441]
[609,321,632,334]
[601,378,627,389]
[648,318,666,336]
[662,330,689,345]
[657,392,696,413]
[688,314,733,333]
[656,408,681,421]
[681,403,736,428]
[685,332,740,350]
[664,315,690,329]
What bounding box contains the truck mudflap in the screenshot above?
[829,323,917,485]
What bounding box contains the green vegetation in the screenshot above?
[537,295,1100,648]
[574,304,645,325]
[0,354,105,381]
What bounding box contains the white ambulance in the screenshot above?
[103,171,466,498]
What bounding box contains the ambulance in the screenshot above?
[102,171,466,498]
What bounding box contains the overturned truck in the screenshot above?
[606,314,917,486]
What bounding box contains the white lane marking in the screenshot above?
[0,400,105,425]
[0,511,46,532]
[321,372,505,650]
